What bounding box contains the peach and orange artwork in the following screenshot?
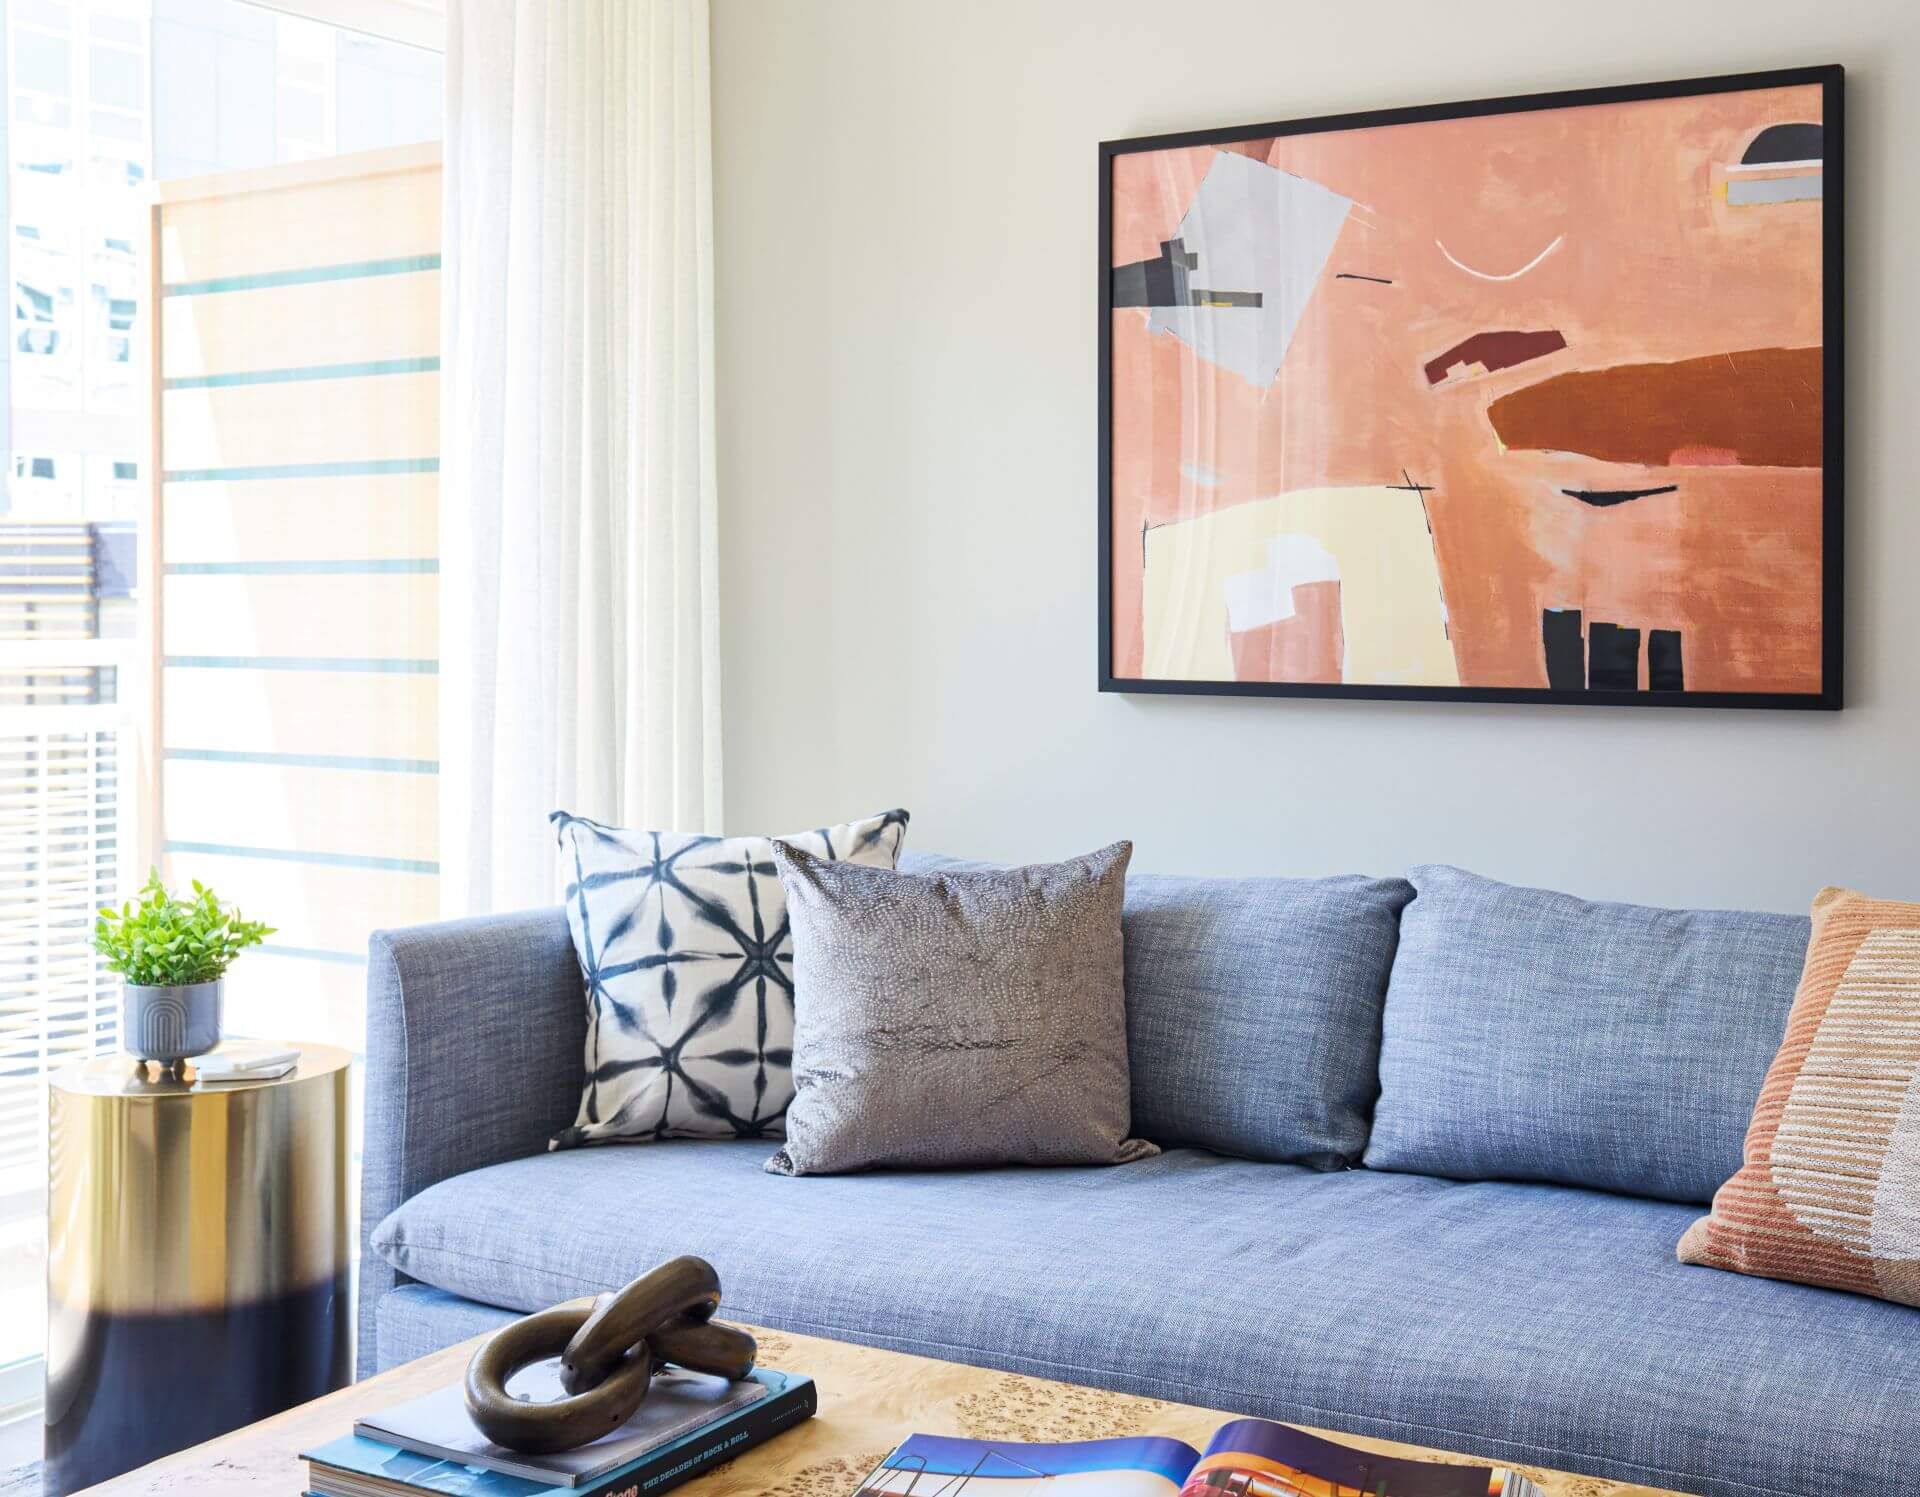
[1105,78,1831,700]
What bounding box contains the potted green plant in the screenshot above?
[94,871,273,1065]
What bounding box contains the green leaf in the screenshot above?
[95,870,275,985]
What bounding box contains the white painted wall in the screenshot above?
[710,0,1917,914]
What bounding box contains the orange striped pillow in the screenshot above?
[1678,886,1920,1306]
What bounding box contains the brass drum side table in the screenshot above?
[45,1043,352,1495]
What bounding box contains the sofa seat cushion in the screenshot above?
[371,1144,1920,1497]
[905,853,1414,1168]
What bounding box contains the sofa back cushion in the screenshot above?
[1364,864,1809,1203]
[904,854,1412,1168]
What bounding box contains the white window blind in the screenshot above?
[0,523,137,1360]
[0,537,132,1142]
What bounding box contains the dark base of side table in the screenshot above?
[44,1271,350,1496]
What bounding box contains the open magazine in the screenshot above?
[854,1420,1545,1497]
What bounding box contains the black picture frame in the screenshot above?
[1097,64,1844,710]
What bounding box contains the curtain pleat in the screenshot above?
[442,0,721,915]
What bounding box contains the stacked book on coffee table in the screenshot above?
[303,1360,816,1497]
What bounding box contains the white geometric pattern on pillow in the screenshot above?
[549,808,910,1146]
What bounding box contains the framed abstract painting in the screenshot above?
[1098,66,1842,709]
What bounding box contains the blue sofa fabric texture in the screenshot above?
[371,1143,1920,1497]
[359,863,1918,1497]
[906,854,1413,1168]
[360,905,585,1375]
[1365,864,1810,1204]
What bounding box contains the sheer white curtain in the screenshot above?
[441,0,722,914]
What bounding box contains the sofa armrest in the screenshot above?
[357,906,584,1375]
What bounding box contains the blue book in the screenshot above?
[357,1361,768,1484]
[304,1368,816,1497]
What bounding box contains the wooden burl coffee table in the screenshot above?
[76,1321,1691,1497]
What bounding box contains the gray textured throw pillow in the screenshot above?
[766,840,1159,1176]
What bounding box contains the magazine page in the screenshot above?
[1181,1420,1543,1497]
[856,1432,1204,1497]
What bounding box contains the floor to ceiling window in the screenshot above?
[0,0,440,1411]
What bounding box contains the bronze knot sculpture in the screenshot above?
[464,1255,758,1453]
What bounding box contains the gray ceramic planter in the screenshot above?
[122,979,224,1063]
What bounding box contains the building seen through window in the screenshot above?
[0,0,440,1397]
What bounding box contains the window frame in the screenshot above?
[237,0,443,53]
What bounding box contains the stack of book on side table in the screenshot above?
[303,1359,816,1497]
[190,1042,302,1084]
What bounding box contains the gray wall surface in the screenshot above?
[711,0,1917,912]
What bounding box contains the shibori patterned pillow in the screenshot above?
[1678,886,1920,1306]
[548,808,910,1146]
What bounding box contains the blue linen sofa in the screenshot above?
[359,859,1920,1497]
